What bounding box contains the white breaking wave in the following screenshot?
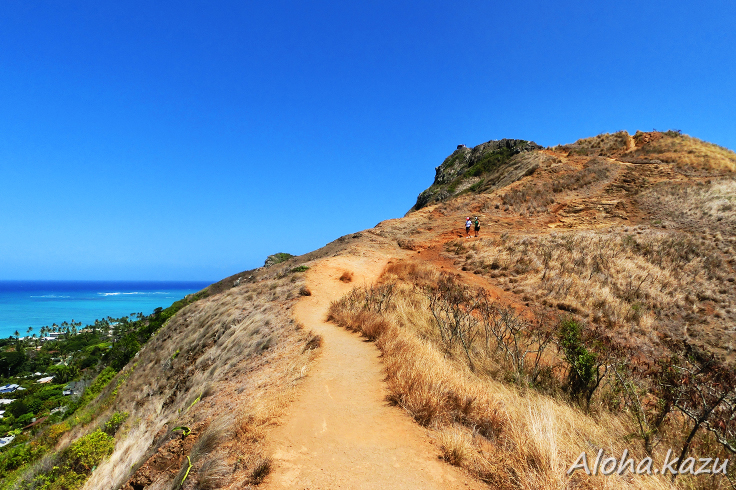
[98,291,170,296]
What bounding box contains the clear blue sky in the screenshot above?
[1,1,734,281]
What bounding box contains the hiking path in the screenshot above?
[263,254,483,490]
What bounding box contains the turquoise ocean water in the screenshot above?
[0,280,212,339]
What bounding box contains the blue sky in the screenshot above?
[1,1,734,280]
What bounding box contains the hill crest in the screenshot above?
[410,130,736,213]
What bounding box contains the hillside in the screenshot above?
[2,130,735,490]
[409,138,543,211]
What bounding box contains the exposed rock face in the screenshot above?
[409,138,542,212]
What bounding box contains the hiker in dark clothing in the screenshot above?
[474,216,480,237]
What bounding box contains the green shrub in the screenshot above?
[290,265,309,273]
[66,429,115,472]
[16,413,35,427]
[77,367,116,409]
[0,440,41,475]
[103,412,129,436]
[21,429,114,490]
[34,470,87,490]
[466,181,482,193]
[45,422,70,444]
[264,253,294,267]
[106,333,140,371]
[557,318,602,408]
[7,400,29,419]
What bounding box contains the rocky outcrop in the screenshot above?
[264,253,294,267]
[409,138,542,212]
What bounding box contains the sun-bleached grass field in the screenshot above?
[327,263,682,489]
[447,216,736,365]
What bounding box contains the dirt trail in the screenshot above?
[263,253,483,489]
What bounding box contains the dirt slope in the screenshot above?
[264,254,483,489]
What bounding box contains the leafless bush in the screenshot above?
[302,332,322,352]
[478,300,555,386]
[666,348,736,479]
[424,274,481,370]
[611,356,676,456]
[422,273,555,384]
[330,283,395,317]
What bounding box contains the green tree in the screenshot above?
[557,318,608,409]
[106,333,140,371]
[50,364,79,383]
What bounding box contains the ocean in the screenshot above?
[0,280,212,339]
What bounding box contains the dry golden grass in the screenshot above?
[449,225,736,364]
[493,158,613,217]
[638,179,736,238]
[555,131,631,157]
[328,270,681,489]
[632,133,736,172]
[553,130,735,172]
[381,260,440,286]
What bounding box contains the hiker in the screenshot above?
[474,216,480,237]
[465,217,472,237]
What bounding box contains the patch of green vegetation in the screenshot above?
[439,150,464,170]
[557,318,603,409]
[76,366,117,411]
[0,288,208,483]
[172,426,191,437]
[466,145,520,178]
[0,439,46,479]
[25,429,115,490]
[291,265,309,273]
[103,411,129,436]
[466,181,483,193]
[264,253,294,267]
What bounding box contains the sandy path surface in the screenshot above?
[263,254,483,490]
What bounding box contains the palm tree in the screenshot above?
[14,330,19,340]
